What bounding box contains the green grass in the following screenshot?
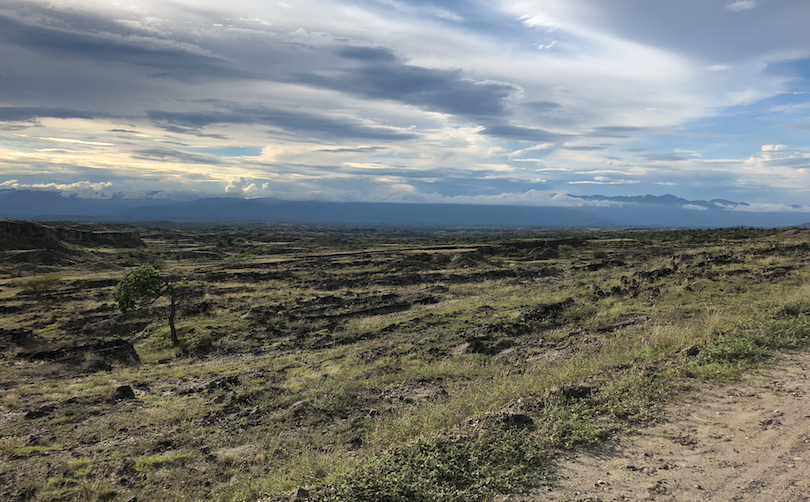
[2,226,809,502]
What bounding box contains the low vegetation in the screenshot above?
[0,222,808,502]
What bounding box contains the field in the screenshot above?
[1,221,809,502]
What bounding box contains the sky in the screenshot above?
[0,0,809,210]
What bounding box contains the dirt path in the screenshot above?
[509,352,810,502]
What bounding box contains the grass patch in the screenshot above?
[133,450,197,471]
[321,428,549,502]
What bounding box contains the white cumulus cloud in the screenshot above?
[725,1,757,12]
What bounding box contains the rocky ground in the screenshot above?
[1,221,808,502]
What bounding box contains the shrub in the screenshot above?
[558,245,575,258]
[11,275,61,296]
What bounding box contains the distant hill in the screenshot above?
[1,189,808,228]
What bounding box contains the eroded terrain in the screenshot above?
[1,221,809,502]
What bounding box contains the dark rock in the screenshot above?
[522,298,575,323]
[97,490,117,502]
[0,328,47,349]
[488,412,536,431]
[290,488,309,501]
[24,404,56,420]
[20,338,140,365]
[456,337,516,356]
[112,386,136,401]
[206,375,240,392]
[82,359,112,373]
[559,383,598,401]
[682,345,701,357]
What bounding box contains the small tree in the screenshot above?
[113,264,179,346]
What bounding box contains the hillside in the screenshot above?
[0,224,808,502]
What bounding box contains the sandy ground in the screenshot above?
[509,352,810,502]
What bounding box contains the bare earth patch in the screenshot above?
[510,352,810,502]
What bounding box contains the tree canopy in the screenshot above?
[113,264,165,314]
[113,264,180,346]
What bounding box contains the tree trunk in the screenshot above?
[168,285,179,347]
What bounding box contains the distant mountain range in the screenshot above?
[1,189,808,228]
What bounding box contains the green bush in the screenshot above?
[11,275,61,296]
[558,245,575,258]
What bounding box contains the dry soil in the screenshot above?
[509,352,810,502]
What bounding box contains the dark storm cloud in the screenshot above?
[147,106,418,141]
[0,107,111,122]
[293,48,518,118]
[478,123,569,142]
[0,10,250,81]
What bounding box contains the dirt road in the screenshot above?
[509,352,810,502]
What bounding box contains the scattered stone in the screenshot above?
[112,386,136,401]
[486,412,536,431]
[648,479,669,495]
[290,488,309,501]
[24,404,56,420]
[0,328,47,348]
[559,383,598,401]
[20,338,140,365]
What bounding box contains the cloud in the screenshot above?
[133,147,224,165]
[568,177,641,185]
[724,203,810,213]
[681,204,708,211]
[0,107,112,122]
[147,105,419,141]
[0,0,809,207]
[762,144,788,152]
[317,146,386,153]
[295,49,519,119]
[225,177,257,195]
[587,126,648,138]
[0,8,250,81]
[640,152,697,161]
[725,1,757,13]
[1,179,113,192]
[478,124,568,142]
[563,145,608,151]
